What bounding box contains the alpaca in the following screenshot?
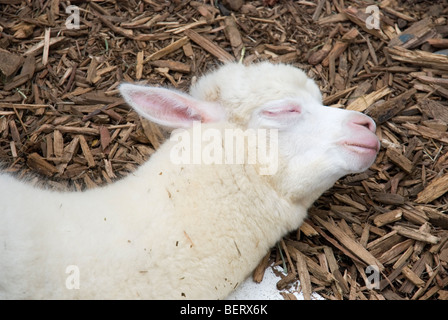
[0,62,379,299]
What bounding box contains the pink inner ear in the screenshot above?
[262,104,302,117]
[121,83,226,127]
[169,106,202,122]
[132,91,202,124]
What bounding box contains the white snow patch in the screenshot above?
[227,265,324,300]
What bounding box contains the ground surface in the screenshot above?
[1,0,448,300]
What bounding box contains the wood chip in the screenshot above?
[315,216,385,272]
[24,36,66,56]
[402,266,425,287]
[347,86,392,112]
[388,46,448,71]
[388,17,433,48]
[135,51,144,80]
[416,173,448,204]
[185,29,235,63]
[78,135,95,168]
[294,250,312,300]
[374,209,403,227]
[146,36,190,62]
[149,60,191,73]
[0,48,24,77]
[224,16,243,59]
[322,28,359,67]
[378,239,414,264]
[42,28,51,66]
[26,152,58,177]
[299,220,319,237]
[252,251,271,283]
[366,88,416,124]
[386,148,413,174]
[371,192,405,205]
[344,7,388,41]
[426,38,448,49]
[393,225,440,244]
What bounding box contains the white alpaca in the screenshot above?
[0,62,379,299]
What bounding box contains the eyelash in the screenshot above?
[262,105,301,117]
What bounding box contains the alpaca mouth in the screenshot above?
[343,142,379,155]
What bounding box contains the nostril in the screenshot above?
[360,120,373,130]
[350,115,376,133]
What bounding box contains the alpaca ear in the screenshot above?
[119,83,226,128]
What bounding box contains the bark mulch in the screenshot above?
[1,0,447,300]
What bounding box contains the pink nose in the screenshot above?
[348,114,376,133]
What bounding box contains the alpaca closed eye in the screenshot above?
[262,105,301,116]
